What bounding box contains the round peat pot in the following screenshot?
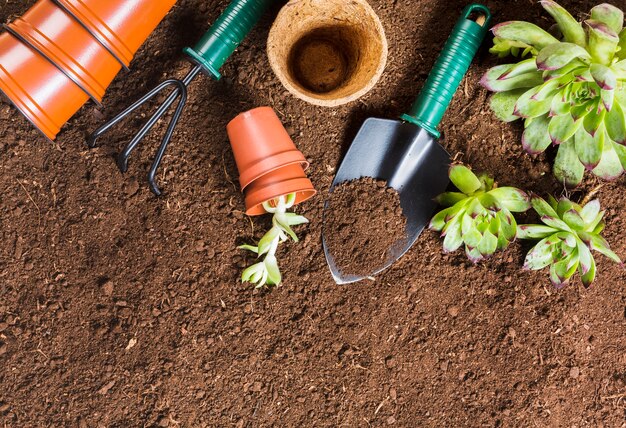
[53,0,177,67]
[227,106,309,191]
[244,163,316,216]
[0,32,89,140]
[267,0,387,107]
[7,0,122,102]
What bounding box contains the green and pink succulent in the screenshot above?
[482,1,626,186]
[518,195,621,287]
[430,165,531,262]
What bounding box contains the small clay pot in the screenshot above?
[267,0,388,107]
[7,0,122,102]
[53,0,177,67]
[243,163,316,216]
[227,106,309,190]
[0,32,89,140]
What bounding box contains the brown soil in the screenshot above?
[324,178,406,276]
[1,0,625,427]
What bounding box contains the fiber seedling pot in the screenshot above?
[227,106,309,191]
[7,0,122,102]
[53,0,177,67]
[243,163,316,216]
[0,32,89,140]
[267,0,387,107]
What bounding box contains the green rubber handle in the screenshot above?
[183,0,273,80]
[401,4,491,138]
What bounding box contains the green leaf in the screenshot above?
[601,89,615,111]
[554,139,585,186]
[264,255,282,286]
[586,19,620,65]
[430,207,455,231]
[466,246,485,263]
[592,138,625,180]
[556,198,575,217]
[590,3,624,35]
[580,199,601,224]
[584,109,606,136]
[574,125,603,169]
[499,210,518,240]
[619,28,626,60]
[242,262,266,285]
[258,226,280,256]
[443,216,464,253]
[514,88,555,118]
[238,244,259,254]
[477,230,498,256]
[492,21,560,50]
[524,235,559,270]
[517,224,558,239]
[541,215,573,232]
[449,165,481,194]
[563,209,585,230]
[463,228,483,249]
[576,238,593,275]
[522,116,552,155]
[605,101,626,144]
[536,43,591,71]
[549,113,581,144]
[489,90,527,122]
[481,66,544,92]
[590,63,617,90]
[589,235,622,263]
[488,187,531,212]
[613,140,626,169]
[550,254,578,287]
[580,254,597,287]
[531,196,559,218]
[540,0,587,46]
[435,192,466,207]
[284,213,309,226]
[570,100,594,122]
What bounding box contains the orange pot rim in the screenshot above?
[5,22,105,104]
[51,0,132,68]
[240,151,309,192]
[0,62,59,140]
[244,177,317,216]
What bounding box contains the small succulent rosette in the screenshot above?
[430,164,531,263]
[482,1,626,186]
[518,195,622,287]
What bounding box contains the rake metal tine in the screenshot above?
[87,78,184,149]
[147,84,189,196]
[116,79,187,173]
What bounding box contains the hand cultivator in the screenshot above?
[87,0,273,195]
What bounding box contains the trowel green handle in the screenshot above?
[401,4,491,138]
[183,0,273,80]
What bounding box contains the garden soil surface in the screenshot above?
[324,178,407,277]
[1,0,625,426]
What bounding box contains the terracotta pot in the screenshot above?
[244,163,316,216]
[267,0,387,107]
[0,32,89,140]
[53,0,177,67]
[227,106,309,191]
[7,0,122,102]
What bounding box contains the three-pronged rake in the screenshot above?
[87,0,273,195]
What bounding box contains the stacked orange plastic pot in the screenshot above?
[0,0,177,140]
[227,107,316,216]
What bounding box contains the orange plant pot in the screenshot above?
[53,0,177,67]
[244,163,316,216]
[0,32,89,140]
[7,0,122,102]
[227,106,309,191]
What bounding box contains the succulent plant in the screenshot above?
[430,165,531,262]
[518,195,621,287]
[239,193,309,288]
[482,1,626,186]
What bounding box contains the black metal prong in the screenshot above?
[86,64,204,195]
[147,84,189,196]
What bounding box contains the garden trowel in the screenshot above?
[323,4,492,284]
